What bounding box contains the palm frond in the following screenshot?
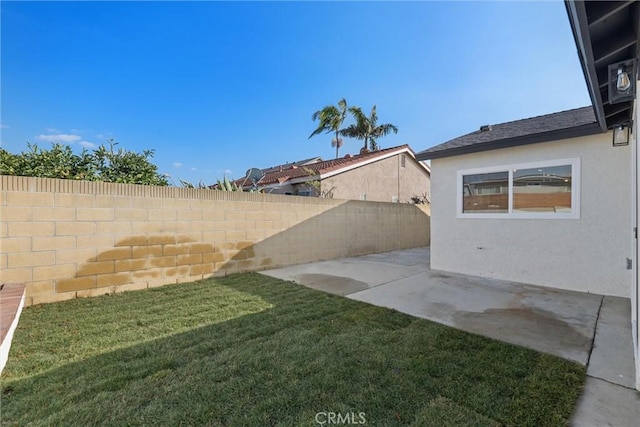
[348,106,366,124]
[340,124,363,140]
[369,105,378,125]
[310,100,350,141]
[372,123,399,137]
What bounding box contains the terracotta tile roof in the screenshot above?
[260,157,322,174]
[253,145,414,186]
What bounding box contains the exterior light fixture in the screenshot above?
[617,67,631,91]
[608,59,636,104]
[612,124,630,147]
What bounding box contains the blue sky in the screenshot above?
[1,1,590,185]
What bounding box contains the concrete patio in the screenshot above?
[261,247,639,426]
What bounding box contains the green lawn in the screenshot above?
[1,273,585,426]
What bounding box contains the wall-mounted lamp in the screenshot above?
[617,68,631,91]
[612,124,630,147]
[608,59,636,104]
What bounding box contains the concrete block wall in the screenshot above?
[0,176,430,305]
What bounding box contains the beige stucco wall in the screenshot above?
[0,176,430,306]
[321,153,431,203]
[431,131,632,297]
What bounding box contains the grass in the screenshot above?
[1,273,585,426]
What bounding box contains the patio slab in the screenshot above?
[587,296,635,389]
[263,252,425,296]
[570,376,640,426]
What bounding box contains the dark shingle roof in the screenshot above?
[416,106,602,161]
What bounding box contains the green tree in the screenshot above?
[0,143,94,180]
[91,141,168,185]
[309,98,349,159]
[342,105,398,153]
[0,140,169,186]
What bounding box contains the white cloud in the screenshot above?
[44,127,60,133]
[190,167,197,171]
[36,133,82,144]
[79,140,97,149]
[173,162,183,168]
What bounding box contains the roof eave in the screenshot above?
[416,122,602,161]
[565,1,608,132]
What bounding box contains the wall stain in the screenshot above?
[70,235,236,292]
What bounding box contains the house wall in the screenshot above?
[322,153,431,203]
[263,183,296,196]
[0,175,430,306]
[634,83,640,389]
[431,131,632,297]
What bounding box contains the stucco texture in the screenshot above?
[430,132,632,297]
[322,153,431,203]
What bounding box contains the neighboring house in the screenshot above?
[416,0,640,390]
[239,145,431,203]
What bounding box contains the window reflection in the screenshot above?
[462,171,509,213]
[513,165,571,212]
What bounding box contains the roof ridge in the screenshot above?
[486,105,594,129]
[304,144,410,169]
[239,144,416,187]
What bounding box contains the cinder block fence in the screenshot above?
[0,176,430,305]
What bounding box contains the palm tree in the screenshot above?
[342,105,398,153]
[309,98,348,159]
[331,137,343,158]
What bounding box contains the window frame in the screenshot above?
[456,157,580,219]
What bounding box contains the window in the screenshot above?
[457,158,580,219]
[401,155,406,168]
[462,171,508,213]
[513,165,572,213]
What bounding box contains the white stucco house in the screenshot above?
[417,0,640,390]
[418,107,630,297]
